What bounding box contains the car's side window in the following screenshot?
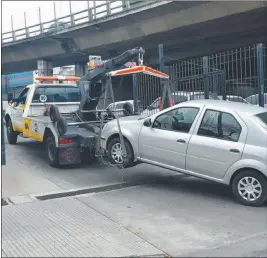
[197,109,242,142]
[153,107,199,133]
[17,88,29,105]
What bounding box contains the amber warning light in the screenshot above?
[35,76,80,82]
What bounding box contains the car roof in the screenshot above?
[180,99,266,116]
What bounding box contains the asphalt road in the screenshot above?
[2,136,267,257]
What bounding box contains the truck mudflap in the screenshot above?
[58,145,81,165]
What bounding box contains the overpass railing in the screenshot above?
[2,0,161,44]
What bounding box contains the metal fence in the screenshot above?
[136,43,267,114]
[2,0,167,44]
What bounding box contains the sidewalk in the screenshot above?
[2,148,62,203]
[2,197,164,257]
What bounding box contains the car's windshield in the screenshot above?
[255,112,267,126]
[32,86,81,103]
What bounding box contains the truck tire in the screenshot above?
[45,135,59,167]
[123,102,133,116]
[49,105,61,123]
[107,137,134,168]
[6,119,18,144]
[232,170,267,207]
[57,117,67,136]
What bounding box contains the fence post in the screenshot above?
[203,56,209,99]
[70,1,75,26]
[39,7,44,33]
[257,43,265,107]
[24,12,29,38]
[54,2,58,31]
[133,74,138,114]
[106,1,111,16]
[93,1,96,19]
[11,15,15,41]
[123,0,130,9]
[87,1,93,22]
[159,44,171,110]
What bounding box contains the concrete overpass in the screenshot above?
[2,1,267,75]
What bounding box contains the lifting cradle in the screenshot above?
[95,65,169,168]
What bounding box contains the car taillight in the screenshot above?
[59,138,73,144]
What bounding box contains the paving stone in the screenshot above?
[2,197,164,257]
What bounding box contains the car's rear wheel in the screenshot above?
[45,135,59,167]
[6,119,18,144]
[107,137,134,168]
[232,170,267,207]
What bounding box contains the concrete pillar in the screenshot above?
[37,59,53,76]
[74,62,87,77]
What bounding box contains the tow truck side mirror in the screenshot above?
[143,118,152,127]
[9,98,18,103]
[7,93,13,102]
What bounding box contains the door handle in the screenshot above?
[230,149,240,153]
[177,139,186,143]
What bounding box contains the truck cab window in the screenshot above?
[17,88,29,105]
[32,86,81,103]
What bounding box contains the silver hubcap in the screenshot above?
[238,177,262,202]
[111,143,126,164]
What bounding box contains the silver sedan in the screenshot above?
[101,100,267,207]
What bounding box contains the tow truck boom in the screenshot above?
[78,47,145,120]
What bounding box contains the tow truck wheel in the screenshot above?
[6,119,18,144]
[45,135,59,167]
[107,137,134,168]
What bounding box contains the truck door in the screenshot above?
[12,87,30,130]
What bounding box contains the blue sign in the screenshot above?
[1,71,33,93]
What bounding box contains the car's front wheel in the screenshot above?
[232,170,267,207]
[107,137,134,168]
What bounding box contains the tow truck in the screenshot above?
[5,47,169,167]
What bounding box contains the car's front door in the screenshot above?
[186,109,247,179]
[138,106,200,170]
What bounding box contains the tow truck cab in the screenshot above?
[4,77,86,166]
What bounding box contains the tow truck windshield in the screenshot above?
[32,86,81,103]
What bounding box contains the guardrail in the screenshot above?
[2,0,155,44]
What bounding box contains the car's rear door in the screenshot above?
[186,109,247,179]
[138,106,200,170]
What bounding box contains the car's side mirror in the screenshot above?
[143,118,152,127]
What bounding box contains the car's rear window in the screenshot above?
[255,112,267,125]
[32,86,81,103]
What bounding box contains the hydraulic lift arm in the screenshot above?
[78,47,145,121]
